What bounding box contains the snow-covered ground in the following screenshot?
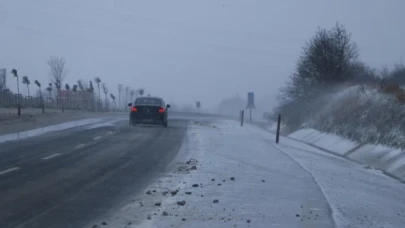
[274,136,405,228]
[90,120,405,228]
[288,128,405,182]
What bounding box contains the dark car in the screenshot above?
[128,97,170,128]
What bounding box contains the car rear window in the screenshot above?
[135,98,162,105]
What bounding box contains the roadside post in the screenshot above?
[246,92,255,122]
[240,110,244,126]
[196,101,201,112]
[276,114,281,143]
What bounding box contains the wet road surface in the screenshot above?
[0,118,188,228]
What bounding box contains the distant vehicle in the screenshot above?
[128,96,170,128]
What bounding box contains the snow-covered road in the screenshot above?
[93,120,405,228]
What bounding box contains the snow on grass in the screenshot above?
[307,85,405,148]
[289,129,358,156]
[347,144,394,164]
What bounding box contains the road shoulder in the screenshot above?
[95,119,335,228]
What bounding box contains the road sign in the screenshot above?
[246,92,255,109]
[196,101,201,108]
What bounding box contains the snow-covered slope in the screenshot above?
[283,85,405,148]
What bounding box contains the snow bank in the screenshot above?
[289,129,358,156]
[287,127,405,182]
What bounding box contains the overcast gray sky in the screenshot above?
[1,0,404,110]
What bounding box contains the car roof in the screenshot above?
[136,96,163,100]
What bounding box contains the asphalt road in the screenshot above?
[0,118,189,228]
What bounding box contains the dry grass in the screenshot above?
[380,83,405,104]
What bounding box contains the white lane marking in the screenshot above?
[94,136,102,140]
[309,208,322,211]
[105,131,115,136]
[75,144,86,149]
[0,167,21,175]
[42,153,61,160]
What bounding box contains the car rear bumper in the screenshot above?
[130,113,165,124]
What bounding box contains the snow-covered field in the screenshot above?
[89,120,405,228]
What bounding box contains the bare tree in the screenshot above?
[125,86,129,105]
[54,79,62,109]
[22,76,31,96]
[110,93,116,110]
[47,56,67,84]
[34,80,45,112]
[11,69,20,97]
[72,84,77,93]
[88,80,95,111]
[77,80,84,92]
[278,22,360,106]
[72,84,78,108]
[137,88,144,96]
[274,23,365,131]
[385,63,405,84]
[94,77,101,100]
[129,89,135,103]
[102,83,109,108]
[65,84,70,107]
[77,80,85,107]
[118,84,123,110]
[34,80,41,96]
[46,83,53,99]
[297,23,359,84]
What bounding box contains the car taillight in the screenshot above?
[158,107,165,113]
[131,106,138,112]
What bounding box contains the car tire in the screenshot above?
[163,121,168,128]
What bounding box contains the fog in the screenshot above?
[1,0,404,115]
